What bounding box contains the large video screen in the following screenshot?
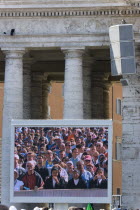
[10,120,112,203]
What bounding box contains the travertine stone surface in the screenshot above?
[62,48,84,119]
[122,45,140,209]
[42,79,51,119]
[0,0,140,209]
[83,54,94,119]
[1,48,26,208]
[31,72,43,119]
[23,58,33,119]
[92,72,105,119]
[0,0,128,9]
[103,81,112,119]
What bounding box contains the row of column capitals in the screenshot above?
[61,47,85,58]
[1,48,26,59]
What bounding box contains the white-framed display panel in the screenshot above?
[10,119,112,204]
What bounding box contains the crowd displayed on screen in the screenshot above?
[14,127,108,191]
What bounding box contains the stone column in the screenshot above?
[62,47,85,119]
[31,72,43,119]
[91,72,104,119]
[1,48,27,209]
[121,45,140,209]
[103,80,112,119]
[83,54,94,119]
[23,58,33,119]
[42,79,51,119]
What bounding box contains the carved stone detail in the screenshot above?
[0,8,140,18]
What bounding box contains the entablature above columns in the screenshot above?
[0,34,110,49]
[0,4,139,18]
[0,0,133,10]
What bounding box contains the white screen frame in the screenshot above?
[10,119,112,204]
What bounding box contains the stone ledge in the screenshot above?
[0,0,129,8]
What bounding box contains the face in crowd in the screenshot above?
[73,170,80,180]
[26,161,35,172]
[46,150,53,161]
[72,148,78,158]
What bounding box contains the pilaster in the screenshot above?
[121,45,140,209]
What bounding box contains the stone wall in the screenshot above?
[122,46,140,209]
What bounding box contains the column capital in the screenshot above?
[1,48,25,59]
[61,47,85,58]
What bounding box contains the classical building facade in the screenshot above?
[0,0,140,209]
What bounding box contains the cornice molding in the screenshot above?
[0,6,140,18]
[130,2,140,7]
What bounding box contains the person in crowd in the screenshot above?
[22,152,36,168]
[85,133,93,147]
[34,155,49,182]
[14,154,26,180]
[53,163,68,182]
[102,159,108,178]
[67,128,77,142]
[66,161,74,181]
[67,169,86,189]
[86,163,96,177]
[70,148,80,168]
[70,138,76,149]
[14,126,108,190]
[96,142,106,154]
[59,143,66,151]
[103,140,108,157]
[92,151,100,166]
[44,166,67,189]
[62,156,70,164]
[76,144,85,159]
[75,137,82,146]
[14,170,24,191]
[89,145,97,157]
[89,168,107,189]
[97,153,107,169]
[38,137,47,150]
[76,160,92,188]
[50,136,63,152]
[59,150,66,160]
[83,155,93,168]
[65,141,72,158]
[44,150,54,176]
[45,150,54,167]
[21,161,44,190]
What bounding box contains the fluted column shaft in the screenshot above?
[83,55,94,119]
[62,48,84,119]
[92,74,104,119]
[1,48,25,206]
[23,58,32,119]
[31,73,43,119]
[42,80,51,119]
